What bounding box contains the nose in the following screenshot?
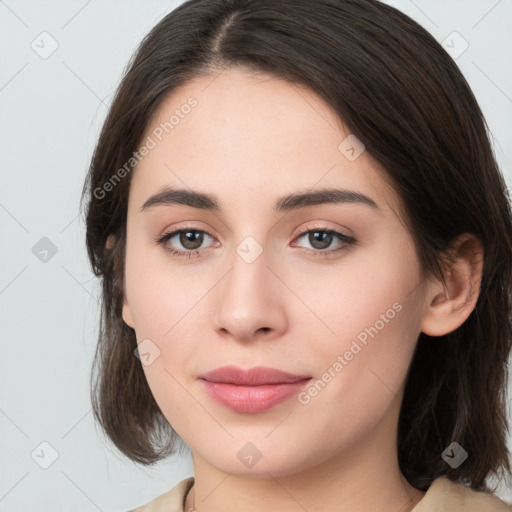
[212,241,288,343]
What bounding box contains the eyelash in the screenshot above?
[154,224,357,259]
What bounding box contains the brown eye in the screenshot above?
[293,227,357,258]
[155,228,217,257]
[178,230,204,250]
[307,231,334,250]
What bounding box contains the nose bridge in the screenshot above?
[227,234,274,305]
[212,232,287,340]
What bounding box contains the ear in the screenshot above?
[105,234,115,250]
[106,233,135,328]
[420,233,484,337]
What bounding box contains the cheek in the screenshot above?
[293,253,422,412]
[124,242,218,388]
[124,234,192,338]
[292,248,421,354]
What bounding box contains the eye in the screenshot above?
[155,226,218,258]
[155,224,357,259]
[292,225,357,257]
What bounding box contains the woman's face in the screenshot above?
[122,67,429,477]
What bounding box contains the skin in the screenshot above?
[121,67,483,512]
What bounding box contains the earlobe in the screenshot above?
[420,234,484,337]
[122,298,135,328]
[106,232,134,327]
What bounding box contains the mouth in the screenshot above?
[198,365,312,413]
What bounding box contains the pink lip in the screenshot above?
[198,365,312,413]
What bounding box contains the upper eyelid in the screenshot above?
[295,223,351,235]
[160,224,350,238]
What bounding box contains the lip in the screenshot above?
[200,365,311,385]
[198,365,312,413]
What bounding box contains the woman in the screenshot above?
[81,0,512,510]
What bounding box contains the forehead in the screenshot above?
[130,67,399,215]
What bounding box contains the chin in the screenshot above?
[198,442,317,478]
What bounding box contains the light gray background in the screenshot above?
[1,0,511,510]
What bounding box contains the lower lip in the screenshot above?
[199,378,312,413]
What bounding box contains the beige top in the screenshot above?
[129,475,512,512]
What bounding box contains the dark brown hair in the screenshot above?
[81,0,512,493]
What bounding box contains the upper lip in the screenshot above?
[199,365,311,385]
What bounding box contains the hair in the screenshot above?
[81,0,512,493]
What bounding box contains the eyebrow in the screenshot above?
[140,186,380,213]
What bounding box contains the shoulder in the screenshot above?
[128,476,195,512]
[412,476,512,512]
